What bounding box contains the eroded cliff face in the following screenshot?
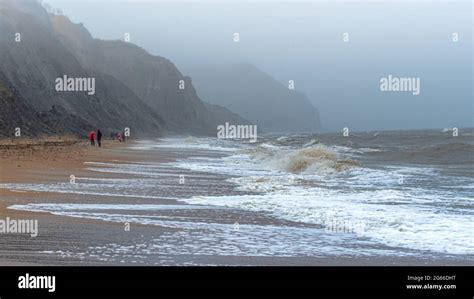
[0,71,90,137]
[0,0,248,137]
[50,14,249,135]
[0,0,166,137]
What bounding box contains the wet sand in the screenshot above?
[0,137,162,264]
[0,137,470,266]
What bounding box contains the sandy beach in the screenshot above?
[0,137,136,265]
[0,136,471,266]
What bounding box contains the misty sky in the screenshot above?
[45,0,473,131]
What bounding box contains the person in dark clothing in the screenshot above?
[96,129,102,147]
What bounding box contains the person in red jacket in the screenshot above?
[88,130,96,146]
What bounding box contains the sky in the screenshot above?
[45,0,473,131]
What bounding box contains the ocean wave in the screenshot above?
[182,188,474,255]
[166,137,474,255]
[357,147,382,153]
[303,139,319,147]
[171,138,362,177]
[253,145,360,175]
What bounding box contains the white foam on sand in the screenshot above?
[131,138,239,152]
[7,203,408,259]
[166,138,474,255]
[0,182,180,200]
[4,137,473,258]
[181,187,474,255]
[8,203,216,212]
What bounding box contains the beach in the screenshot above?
[0,133,472,266]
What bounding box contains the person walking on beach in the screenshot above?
[96,129,102,148]
[88,130,95,146]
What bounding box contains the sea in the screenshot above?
[4,129,474,264]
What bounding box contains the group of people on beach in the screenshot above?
[88,130,127,147]
[88,129,103,147]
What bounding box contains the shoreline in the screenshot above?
[0,137,472,266]
[0,137,138,265]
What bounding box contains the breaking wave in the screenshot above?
[247,144,360,175]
